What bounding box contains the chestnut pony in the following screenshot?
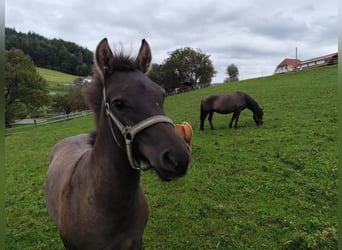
[45,38,191,249]
[174,121,193,151]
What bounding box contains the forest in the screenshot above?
[5,28,217,123]
[5,27,94,76]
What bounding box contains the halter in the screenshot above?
[103,88,174,171]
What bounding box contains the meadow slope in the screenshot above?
[5,65,337,249]
[36,67,80,95]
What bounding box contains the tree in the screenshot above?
[50,81,88,115]
[65,85,88,112]
[147,63,163,85]
[160,47,216,91]
[224,64,239,83]
[5,48,51,124]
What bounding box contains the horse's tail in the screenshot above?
[200,99,204,120]
[200,99,206,130]
[200,98,206,115]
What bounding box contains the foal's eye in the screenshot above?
[111,99,125,109]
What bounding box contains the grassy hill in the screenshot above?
[36,67,81,95]
[5,65,338,249]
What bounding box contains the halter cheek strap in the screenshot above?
[103,89,174,170]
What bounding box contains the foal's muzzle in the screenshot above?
[105,102,174,170]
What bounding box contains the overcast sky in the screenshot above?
[5,0,338,83]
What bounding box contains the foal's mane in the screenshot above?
[83,52,139,145]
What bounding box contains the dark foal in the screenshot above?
[45,38,191,250]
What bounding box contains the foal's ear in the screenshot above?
[95,38,113,77]
[134,39,152,74]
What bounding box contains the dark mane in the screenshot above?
[83,52,138,127]
[105,52,138,73]
[245,93,263,115]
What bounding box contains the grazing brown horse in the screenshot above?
[45,38,191,250]
[174,121,193,151]
[200,91,263,130]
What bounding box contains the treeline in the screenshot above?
[5,27,94,76]
[5,28,218,123]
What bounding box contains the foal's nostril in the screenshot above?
[162,152,178,169]
[162,150,190,177]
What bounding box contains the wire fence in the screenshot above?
[5,110,93,135]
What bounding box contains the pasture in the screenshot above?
[5,65,337,249]
[36,67,80,94]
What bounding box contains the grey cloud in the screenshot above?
[5,0,338,82]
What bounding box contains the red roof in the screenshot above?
[276,58,300,67]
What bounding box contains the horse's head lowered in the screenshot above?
[253,109,264,126]
[87,38,191,181]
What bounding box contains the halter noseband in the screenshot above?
[103,88,174,171]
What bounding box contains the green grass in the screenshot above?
[36,67,80,94]
[5,65,337,249]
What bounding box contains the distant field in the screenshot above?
[5,65,338,249]
[36,67,81,94]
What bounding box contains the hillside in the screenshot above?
[5,64,338,249]
[37,67,80,84]
[36,67,81,95]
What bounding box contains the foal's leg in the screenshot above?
[208,112,215,129]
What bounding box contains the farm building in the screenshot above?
[174,81,194,93]
[274,52,338,74]
[298,52,338,70]
[274,58,301,74]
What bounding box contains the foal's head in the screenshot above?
[84,38,190,180]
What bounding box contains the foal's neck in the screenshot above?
[92,119,141,195]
